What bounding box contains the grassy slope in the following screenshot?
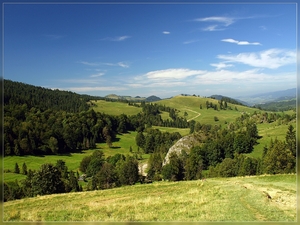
[3,174,296,222]
[248,123,292,158]
[90,100,142,115]
[4,132,141,183]
[158,96,296,158]
[158,95,259,125]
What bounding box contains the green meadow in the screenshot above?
[91,100,142,115]
[3,131,141,183]
[248,123,293,158]
[3,174,296,222]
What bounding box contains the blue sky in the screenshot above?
[4,2,297,98]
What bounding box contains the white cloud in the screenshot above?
[129,67,295,92]
[221,38,261,45]
[194,16,235,26]
[203,25,224,31]
[141,68,206,81]
[210,62,234,70]
[162,31,170,34]
[194,69,295,85]
[194,16,235,31]
[217,48,296,69]
[115,36,131,41]
[118,62,130,68]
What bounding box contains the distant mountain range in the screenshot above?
[105,94,161,102]
[105,88,296,106]
[235,88,296,106]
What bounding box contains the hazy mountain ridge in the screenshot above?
[104,94,161,102]
[236,88,296,106]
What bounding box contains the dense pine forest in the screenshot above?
[4,80,189,156]
[3,79,296,202]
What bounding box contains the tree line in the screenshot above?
[4,107,137,156]
[4,160,82,202]
[4,150,142,202]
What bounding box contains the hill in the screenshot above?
[3,174,296,221]
[145,95,161,102]
[210,94,247,106]
[156,95,259,125]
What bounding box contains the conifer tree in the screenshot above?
[22,162,27,175]
[14,163,20,174]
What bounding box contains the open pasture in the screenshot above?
[3,174,296,222]
[248,122,294,158]
[90,100,142,116]
[3,132,141,183]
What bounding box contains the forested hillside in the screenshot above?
[4,80,187,156]
[4,79,93,112]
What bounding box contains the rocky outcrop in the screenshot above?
[163,133,204,166]
[138,163,148,176]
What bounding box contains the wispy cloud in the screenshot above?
[191,69,290,86]
[183,39,200,44]
[217,48,296,69]
[210,62,234,70]
[194,16,235,26]
[101,35,131,41]
[90,72,105,78]
[221,38,261,45]
[162,31,170,34]
[118,62,130,68]
[103,61,130,68]
[139,68,206,81]
[194,69,295,85]
[78,61,100,66]
[194,16,236,31]
[202,25,225,31]
[79,61,130,68]
[129,67,295,92]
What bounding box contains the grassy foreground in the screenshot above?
[3,174,296,222]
